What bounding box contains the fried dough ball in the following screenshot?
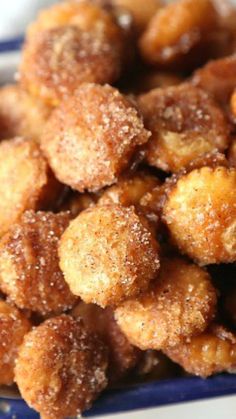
[27,0,119,36]
[20,2,125,105]
[115,258,216,350]
[164,324,236,377]
[0,211,77,317]
[0,138,60,237]
[192,55,236,110]
[139,0,217,67]
[0,300,31,385]
[228,139,236,167]
[138,84,230,172]
[0,84,51,142]
[98,173,160,208]
[41,83,150,192]
[15,315,108,419]
[59,204,160,307]
[72,302,141,382]
[112,0,162,33]
[163,166,236,265]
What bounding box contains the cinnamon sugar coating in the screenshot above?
[59,204,160,307]
[138,84,230,172]
[15,315,108,418]
[163,166,236,265]
[164,324,236,377]
[41,83,150,192]
[72,302,141,382]
[0,138,61,237]
[20,1,125,105]
[0,84,51,142]
[0,211,77,316]
[0,299,31,385]
[115,258,217,350]
[192,55,236,110]
[27,0,121,36]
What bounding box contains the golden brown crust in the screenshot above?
[0,299,31,385]
[15,315,108,418]
[139,0,217,66]
[0,211,77,316]
[115,258,217,350]
[72,302,141,382]
[20,1,125,105]
[163,166,236,265]
[192,55,236,110]
[0,138,61,237]
[98,172,160,208]
[27,0,120,36]
[164,324,236,377]
[20,25,124,106]
[59,204,160,307]
[41,83,150,192]
[0,84,51,142]
[138,84,230,172]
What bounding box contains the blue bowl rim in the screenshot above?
[1,374,236,418]
[0,37,23,53]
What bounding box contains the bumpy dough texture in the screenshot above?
[15,315,108,419]
[0,211,77,316]
[98,173,159,208]
[0,137,60,237]
[20,1,125,105]
[72,302,141,382]
[165,324,236,377]
[163,166,236,265]
[0,299,31,385]
[115,258,216,350]
[59,204,160,307]
[138,84,229,172]
[41,83,150,192]
[192,55,236,109]
[139,0,217,66]
[0,84,51,142]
